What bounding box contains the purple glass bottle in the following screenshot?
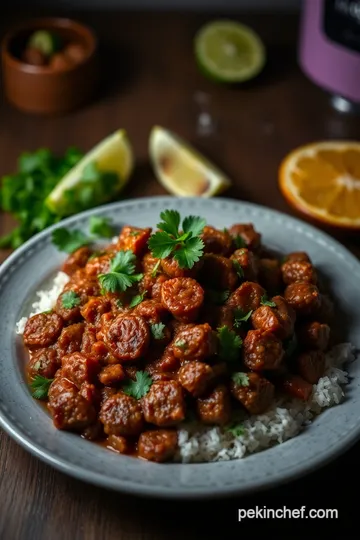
[299,0,360,112]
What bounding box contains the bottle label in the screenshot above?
[323,0,360,53]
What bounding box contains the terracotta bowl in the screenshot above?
[1,17,99,115]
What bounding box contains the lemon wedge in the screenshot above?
[46,129,134,217]
[149,126,231,197]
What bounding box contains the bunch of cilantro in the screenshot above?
[0,147,83,249]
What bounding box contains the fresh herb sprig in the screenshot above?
[0,147,83,249]
[98,250,143,293]
[30,375,54,400]
[206,289,230,305]
[225,422,246,437]
[122,371,153,399]
[89,216,115,239]
[129,292,146,308]
[233,308,253,328]
[232,372,250,387]
[148,210,206,269]
[52,228,91,254]
[151,323,166,340]
[61,291,81,309]
[260,294,276,308]
[217,326,243,362]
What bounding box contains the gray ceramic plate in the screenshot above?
[1,196,360,499]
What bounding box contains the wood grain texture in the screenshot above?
[0,10,359,538]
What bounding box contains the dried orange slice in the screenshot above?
[279,141,360,229]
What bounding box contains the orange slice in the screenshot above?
[279,141,360,229]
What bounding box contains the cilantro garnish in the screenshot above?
[30,375,54,400]
[122,371,153,399]
[151,260,161,278]
[0,147,83,249]
[233,308,253,328]
[61,291,81,309]
[260,294,276,308]
[225,422,246,437]
[129,292,146,308]
[98,250,143,293]
[174,339,187,350]
[232,372,250,387]
[151,323,166,340]
[129,230,140,237]
[89,216,115,238]
[206,289,230,305]
[148,210,206,269]
[217,326,243,362]
[51,227,91,254]
[232,259,244,279]
[234,235,246,249]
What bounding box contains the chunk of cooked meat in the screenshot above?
[138,430,178,462]
[230,372,274,414]
[100,392,144,436]
[244,329,284,371]
[177,361,214,397]
[142,380,185,426]
[196,385,231,425]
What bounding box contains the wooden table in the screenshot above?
[1,9,359,538]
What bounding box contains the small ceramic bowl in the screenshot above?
[1,17,99,115]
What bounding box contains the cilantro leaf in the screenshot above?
[260,294,276,308]
[157,210,181,238]
[232,372,250,387]
[148,231,178,259]
[151,323,166,340]
[129,292,146,308]
[151,260,161,278]
[225,422,246,437]
[61,291,81,309]
[182,215,206,237]
[174,339,187,350]
[217,326,243,362]
[232,259,244,279]
[98,250,143,293]
[174,236,205,269]
[110,250,137,274]
[89,216,115,238]
[234,235,246,249]
[206,289,230,305]
[148,210,206,269]
[0,147,83,249]
[52,228,91,254]
[233,308,253,328]
[122,371,153,399]
[30,375,54,400]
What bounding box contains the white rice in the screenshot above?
[175,343,355,463]
[16,271,70,335]
[16,273,356,463]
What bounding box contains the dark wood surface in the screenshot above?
[1,9,359,539]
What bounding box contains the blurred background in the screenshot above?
[1,0,360,252]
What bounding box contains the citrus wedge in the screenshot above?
[149,126,231,197]
[194,20,266,83]
[46,130,133,217]
[279,141,360,229]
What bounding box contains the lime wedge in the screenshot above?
[28,30,62,57]
[149,126,231,197]
[45,130,134,217]
[194,20,266,83]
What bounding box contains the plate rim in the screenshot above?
[1,195,360,499]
